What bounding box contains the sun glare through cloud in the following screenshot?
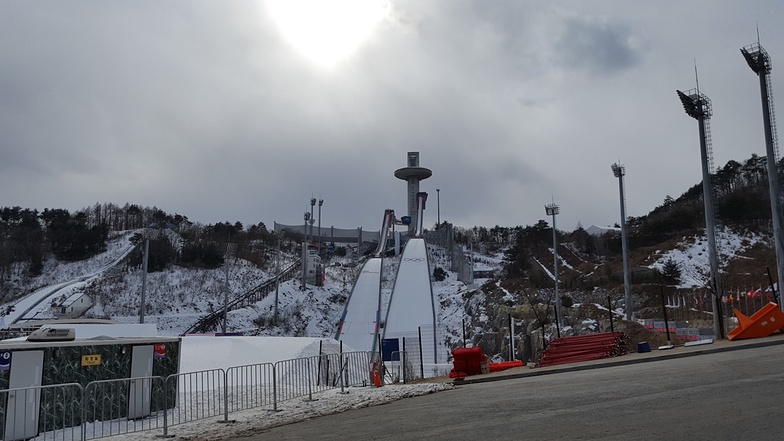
[267,0,388,68]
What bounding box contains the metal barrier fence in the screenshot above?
[342,351,372,387]
[1,383,83,441]
[164,369,227,435]
[0,350,374,441]
[83,376,166,440]
[386,351,417,384]
[225,362,275,414]
[275,354,333,404]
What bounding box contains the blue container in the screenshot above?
[637,341,651,353]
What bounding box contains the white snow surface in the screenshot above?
[2,231,136,324]
[180,336,350,371]
[383,238,437,363]
[647,228,765,288]
[335,257,382,353]
[108,382,452,441]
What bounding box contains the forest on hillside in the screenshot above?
[0,203,280,290]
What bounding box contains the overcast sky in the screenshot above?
[1,1,783,233]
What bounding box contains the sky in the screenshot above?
[1,1,783,233]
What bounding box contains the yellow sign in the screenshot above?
[81,354,101,366]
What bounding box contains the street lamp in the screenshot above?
[544,203,561,328]
[611,163,633,321]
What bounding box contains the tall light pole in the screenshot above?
[436,188,441,227]
[302,211,309,290]
[611,163,633,321]
[310,198,316,242]
[545,203,561,327]
[741,41,784,309]
[677,86,724,339]
[318,198,323,253]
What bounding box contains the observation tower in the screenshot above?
[394,152,432,235]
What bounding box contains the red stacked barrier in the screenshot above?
[450,346,486,378]
[536,332,628,368]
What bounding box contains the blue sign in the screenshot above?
[0,351,11,371]
[381,338,400,362]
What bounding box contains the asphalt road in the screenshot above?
[234,344,784,440]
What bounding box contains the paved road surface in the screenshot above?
[235,344,784,440]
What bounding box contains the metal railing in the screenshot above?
[83,376,166,439]
[164,369,226,432]
[0,350,374,441]
[225,363,275,413]
[1,383,83,441]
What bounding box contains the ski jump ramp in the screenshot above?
[335,257,382,353]
[382,237,437,365]
[335,209,395,353]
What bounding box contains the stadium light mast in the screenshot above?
[302,211,309,290]
[545,202,562,327]
[741,40,784,308]
[310,197,316,242]
[317,198,324,253]
[611,163,633,321]
[677,85,725,339]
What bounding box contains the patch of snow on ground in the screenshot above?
[107,383,452,441]
[648,228,765,289]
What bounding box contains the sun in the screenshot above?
[267,0,388,68]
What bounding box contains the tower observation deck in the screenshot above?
[394,152,432,235]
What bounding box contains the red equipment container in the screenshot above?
[451,346,486,376]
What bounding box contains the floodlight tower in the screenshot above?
[309,198,316,242]
[677,87,725,339]
[611,163,633,321]
[394,152,432,235]
[741,41,784,308]
[545,202,562,327]
[317,198,324,253]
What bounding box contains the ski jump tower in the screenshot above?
[384,152,438,370]
[741,40,784,310]
[394,152,432,235]
[677,84,725,339]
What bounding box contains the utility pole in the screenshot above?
[545,203,562,327]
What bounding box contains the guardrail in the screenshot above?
[0,350,373,440]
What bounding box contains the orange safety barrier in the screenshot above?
[487,360,524,372]
[728,302,784,341]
